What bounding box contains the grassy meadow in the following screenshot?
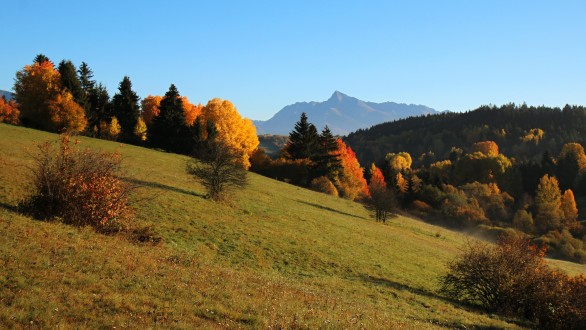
[1,123,584,329]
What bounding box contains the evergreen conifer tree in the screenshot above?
[284,112,319,160]
[150,84,193,154]
[313,125,341,179]
[34,54,50,65]
[58,60,87,111]
[111,76,140,142]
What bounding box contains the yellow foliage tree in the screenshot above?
[47,91,87,133]
[199,98,259,169]
[134,117,148,142]
[386,152,412,172]
[140,95,162,125]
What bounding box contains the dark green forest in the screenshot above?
[345,103,586,168]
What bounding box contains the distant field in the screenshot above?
[1,123,583,328]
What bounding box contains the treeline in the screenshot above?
[346,103,586,168]
[1,54,258,168]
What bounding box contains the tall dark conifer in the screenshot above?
[313,125,341,179]
[89,83,110,134]
[284,112,319,160]
[58,60,87,110]
[150,84,192,154]
[34,54,51,65]
[111,76,140,141]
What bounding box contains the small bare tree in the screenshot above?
[187,140,248,200]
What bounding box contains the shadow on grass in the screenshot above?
[122,177,206,199]
[0,201,18,212]
[359,274,529,328]
[296,200,367,220]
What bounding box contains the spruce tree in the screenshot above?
[150,84,192,154]
[313,126,341,179]
[34,54,50,65]
[58,60,87,110]
[284,112,319,160]
[111,76,140,142]
[89,83,110,135]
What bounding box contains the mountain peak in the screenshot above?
[329,90,347,102]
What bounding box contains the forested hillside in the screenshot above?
[346,104,586,168]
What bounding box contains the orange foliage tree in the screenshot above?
[14,58,61,130]
[368,164,395,222]
[0,97,20,124]
[560,189,579,228]
[182,96,203,126]
[199,98,259,169]
[473,141,499,157]
[140,95,162,125]
[47,91,87,133]
[334,139,368,200]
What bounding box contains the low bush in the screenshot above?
[309,176,338,196]
[20,135,134,233]
[440,236,586,328]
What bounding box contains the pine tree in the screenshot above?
[58,60,87,111]
[34,54,51,65]
[89,83,110,135]
[149,84,192,154]
[111,76,140,142]
[284,112,319,160]
[77,62,95,94]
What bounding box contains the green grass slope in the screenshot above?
[0,123,583,329]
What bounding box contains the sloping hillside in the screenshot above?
[0,123,583,328]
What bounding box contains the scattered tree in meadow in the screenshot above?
[561,189,579,228]
[312,126,341,179]
[111,76,140,141]
[187,139,248,201]
[367,164,395,222]
[0,96,20,124]
[198,98,259,169]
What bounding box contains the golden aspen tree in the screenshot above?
[199,98,259,169]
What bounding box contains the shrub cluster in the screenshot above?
[440,237,586,328]
[21,135,134,232]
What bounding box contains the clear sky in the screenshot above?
[1,0,585,120]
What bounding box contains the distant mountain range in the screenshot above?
[0,90,14,100]
[253,91,438,136]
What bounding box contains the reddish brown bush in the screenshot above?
[309,176,338,196]
[21,135,134,232]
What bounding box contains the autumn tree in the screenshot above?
[335,139,369,201]
[47,91,87,133]
[534,174,563,234]
[141,95,162,125]
[0,97,20,125]
[386,152,412,173]
[133,117,148,142]
[182,96,202,126]
[283,112,319,160]
[111,76,140,141]
[13,55,61,130]
[560,189,579,229]
[367,164,395,222]
[473,141,499,157]
[149,85,193,154]
[198,98,259,169]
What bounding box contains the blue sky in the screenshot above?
[1,1,585,120]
